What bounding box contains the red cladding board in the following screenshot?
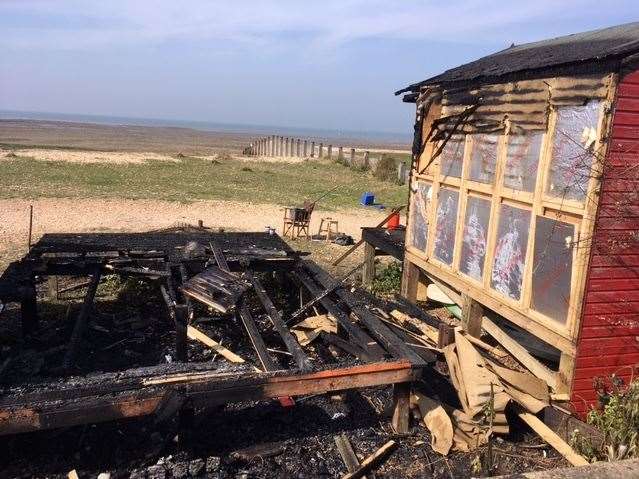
[572,70,639,417]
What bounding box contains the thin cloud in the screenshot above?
[0,0,610,52]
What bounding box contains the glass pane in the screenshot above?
[434,188,460,265]
[531,217,575,324]
[409,181,431,251]
[469,134,498,184]
[504,133,543,192]
[440,136,465,179]
[460,196,491,281]
[491,204,531,300]
[547,101,600,202]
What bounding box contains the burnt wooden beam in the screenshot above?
[174,304,188,362]
[289,270,385,361]
[303,261,428,367]
[0,360,417,436]
[320,332,372,362]
[285,262,363,326]
[248,273,312,371]
[62,269,101,371]
[19,282,39,336]
[210,243,278,372]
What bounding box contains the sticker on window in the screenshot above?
[491,204,531,300]
[460,196,491,281]
[409,181,432,251]
[433,188,460,265]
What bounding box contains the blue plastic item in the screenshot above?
[360,192,375,206]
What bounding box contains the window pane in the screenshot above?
[491,204,531,300]
[409,181,431,251]
[547,101,600,202]
[531,217,575,324]
[460,196,491,281]
[434,188,460,265]
[469,134,498,184]
[505,133,543,192]
[440,136,464,179]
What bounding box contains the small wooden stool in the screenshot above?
[317,217,339,242]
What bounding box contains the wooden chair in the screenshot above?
[283,202,314,239]
[317,217,339,242]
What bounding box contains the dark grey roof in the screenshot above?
[397,22,639,95]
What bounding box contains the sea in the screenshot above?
[0,110,412,146]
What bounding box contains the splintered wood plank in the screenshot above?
[303,261,429,366]
[518,410,588,466]
[187,325,245,363]
[335,434,369,479]
[482,317,559,391]
[342,440,397,479]
[290,269,385,361]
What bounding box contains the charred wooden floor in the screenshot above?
[0,229,433,438]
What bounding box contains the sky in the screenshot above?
[1,1,639,135]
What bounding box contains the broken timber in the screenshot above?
[0,361,418,435]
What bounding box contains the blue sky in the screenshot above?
[1,1,638,134]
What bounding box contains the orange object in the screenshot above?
[386,212,400,230]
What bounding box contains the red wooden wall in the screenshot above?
[571,69,639,417]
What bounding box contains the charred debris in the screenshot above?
[0,227,595,477]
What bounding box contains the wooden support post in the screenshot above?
[362,242,376,287]
[327,144,332,160]
[310,141,315,157]
[391,382,411,434]
[400,258,419,302]
[174,304,188,362]
[363,151,370,169]
[461,293,483,338]
[438,323,455,348]
[319,143,324,158]
[296,139,301,157]
[279,136,284,156]
[20,282,39,336]
[303,140,308,156]
[350,148,356,165]
[557,352,576,395]
[397,162,407,185]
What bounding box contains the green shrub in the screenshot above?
[571,377,639,461]
[370,261,402,295]
[374,154,399,182]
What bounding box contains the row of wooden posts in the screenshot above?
[246,135,410,185]
[247,135,364,164]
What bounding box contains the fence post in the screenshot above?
[338,146,343,162]
[397,162,407,185]
[296,139,301,157]
[319,143,324,158]
[350,148,355,165]
[303,140,308,157]
[311,141,315,158]
[363,151,370,169]
[327,145,332,160]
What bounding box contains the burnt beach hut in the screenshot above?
[396,22,639,416]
